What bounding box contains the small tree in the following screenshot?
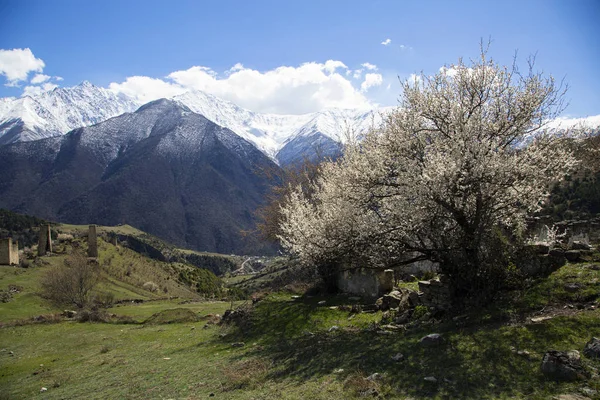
[279,46,576,301]
[41,250,100,308]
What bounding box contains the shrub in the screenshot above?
[40,250,100,308]
[142,281,159,293]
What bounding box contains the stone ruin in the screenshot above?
[418,275,452,311]
[0,238,19,265]
[336,268,394,299]
[38,224,52,256]
[88,225,98,258]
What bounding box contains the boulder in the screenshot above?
[541,350,588,382]
[583,337,600,360]
[531,244,550,254]
[379,290,410,311]
[565,250,581,262]
[420,333,444,347]
[571,241,591,251]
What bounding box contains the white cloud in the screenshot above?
[30,74,50,84]
[22,82,58,97]
[54,76,64,81]
[361,62,378,71]
[0,48,45,85]
[229,63,244,72]
[353,69,363,79]
[110,60,373,114]
[108,76,187,103]
[381,38,392,46]
[399,44,413,51]
[361,73,383,92]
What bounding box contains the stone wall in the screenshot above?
[418,275,452,311]
[0,238,19,265]
[337,268,394,299]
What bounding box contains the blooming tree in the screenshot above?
[278,49,576,297]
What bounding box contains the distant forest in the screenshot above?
[0,209,54,248]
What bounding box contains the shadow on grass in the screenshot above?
[217,296,600,399]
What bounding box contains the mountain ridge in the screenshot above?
[0,99,279,254]
[1,82,599,165]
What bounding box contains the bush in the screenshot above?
[93,291,115,308]
[142,281,159,293]
[40,251,100,308]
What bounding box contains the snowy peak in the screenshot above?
[0,82,140,145]
[173,89,392,162]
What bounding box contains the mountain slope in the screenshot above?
[0,81,140,145]
[174,90,391,164]
[0,100,278,254]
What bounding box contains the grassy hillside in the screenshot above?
[1,252,599,398]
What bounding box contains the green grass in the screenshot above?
[0,266,61,322]
[111,299,238,322]
[1,253,599,399]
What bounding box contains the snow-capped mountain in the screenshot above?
[0,82,391,164]
[0,99,278,254]
[173,90,392,162]
[0,81,140,145]
[1,81,599,165]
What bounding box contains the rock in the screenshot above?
[303,330,315,336]
[583,337,600,359]
[541,350,588,382]
[531,316,553,323]
[565,250,582,262]
[408,290,421,306]
[291,295,301,299]
[420,333,444,346]
[62,310,77,318]
[571,241,591,251]
[531,244,550,254]
[391,353,404,362]
[587,264,600,271]
[379,290,409,311]
[380,324,401,331]
[333,368,344,374]
[549,248,566,257]
[328,325,339,332]
[317,300,326,305]
[231,342,245,348]
[394,310,412,325]
[40,387,48,393]
[564,283,583,293]
[367,372,382,381]
[348,296,361,301]
[424,376,437,383]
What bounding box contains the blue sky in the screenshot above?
[0,0,598,116]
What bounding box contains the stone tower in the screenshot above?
[0,238,19,265]
[88,225,98,258]
[38,224,52,256]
